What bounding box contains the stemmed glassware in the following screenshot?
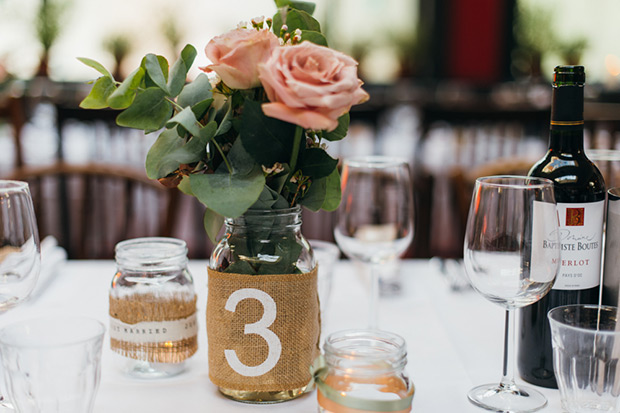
[334,156,414,329]
[463,176,560,412]
[0,180,41,408]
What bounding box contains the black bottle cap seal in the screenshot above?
[553,66,585,87]
[551,66,585,124]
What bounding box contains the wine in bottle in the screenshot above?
[517,65,605,389]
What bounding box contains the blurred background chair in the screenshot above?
[3,162,212,259]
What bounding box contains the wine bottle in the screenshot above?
[517,65,605,389]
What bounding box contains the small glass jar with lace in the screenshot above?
[109,237,197,379]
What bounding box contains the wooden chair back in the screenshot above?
[4,162,180,259]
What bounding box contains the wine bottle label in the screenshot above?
[530,201,560,283]
[553,201,604,290]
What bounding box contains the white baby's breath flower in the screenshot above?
[251,16,265,29]
[207,72,221,89]
[262,163,284,175]
[236,21,249,29]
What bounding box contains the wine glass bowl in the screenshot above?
[0,180,41,311]
[463,175,560,412]
[334,156,414,328]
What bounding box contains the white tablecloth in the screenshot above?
[2,260,564,412]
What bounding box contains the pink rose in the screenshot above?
[202,28,280,90]
[258,41,369,131]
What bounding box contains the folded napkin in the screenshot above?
[30,236,68,301]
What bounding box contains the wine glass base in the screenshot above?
[467,383,547,413]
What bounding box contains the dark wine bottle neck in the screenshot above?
[549,127,584,152]
[549,82,584,153]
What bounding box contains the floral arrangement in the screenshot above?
[79,0,368,240]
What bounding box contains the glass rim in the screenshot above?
[323,329,407,361]
[548,304,620,335]
[0,180,29,192]
[344,156,409,169]
[475,175,555,189]
[115,236,187,253]
[609,187,620,199]
[235,205,301,216]
[586,148,620,161]
[0,315,105,349]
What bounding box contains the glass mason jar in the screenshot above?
[316,330,415,413]
[208,206,318,403]
[109,237,198,379]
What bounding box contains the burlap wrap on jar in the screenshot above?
[207,267,320,392]
[109,293,198,363]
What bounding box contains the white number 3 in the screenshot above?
[224,288,282,377]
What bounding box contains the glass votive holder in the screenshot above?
[314,329,414,413]
[548,304,620,413]
[109,237,198,379]
[309,239,340,317]
[0,315,105,413]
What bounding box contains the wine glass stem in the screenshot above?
[369,263,380,329]
[500,309,517,389]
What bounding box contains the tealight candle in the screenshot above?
[313,330,414,413]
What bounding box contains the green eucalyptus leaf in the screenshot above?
[191,98,214,121]
[300,176,326,211]
[226,260,257,274]
[166,107,202,137]
[274,0,316,15]
[116,87,172,132]
[322,167,341,211]
[79,76,116,109]
[144,54,169,93]
[215,100,234,137]
[203,208,224,243]
[239,99,296,165]
[177,73,213,107]
[283,9,320,33]
[77,57,114,79]
[300,30,327,46]
[167,45,197,97]
[273,195,290,209]
[189,167,265,218]
[300,147,338,179]
[266,165,290,194]
[169,122,215,163]
[168,59,187,97]
[190,138,265,217]
[180,44,197,68]
[178,176,193,195]
[291,1,316,14]
[227,137,258,174]
[145,128,184,179]
[252,186,279,209]
[323,113,349,141]
[107,67,144,109]
[272,11,284,35]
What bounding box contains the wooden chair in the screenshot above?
[4,162,184,259]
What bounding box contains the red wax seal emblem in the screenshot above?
[566,208,585,226]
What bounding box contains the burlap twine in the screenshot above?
[109,293,198,363]
[207,267,320,392]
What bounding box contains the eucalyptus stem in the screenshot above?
[213,140,233,174]
[289,126,303,174]
[165,96,184,112]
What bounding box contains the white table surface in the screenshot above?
[2,259,564,412]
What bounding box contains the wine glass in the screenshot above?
[0,180,41,408]
[334,156,414,329]
[463,176,559,412]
